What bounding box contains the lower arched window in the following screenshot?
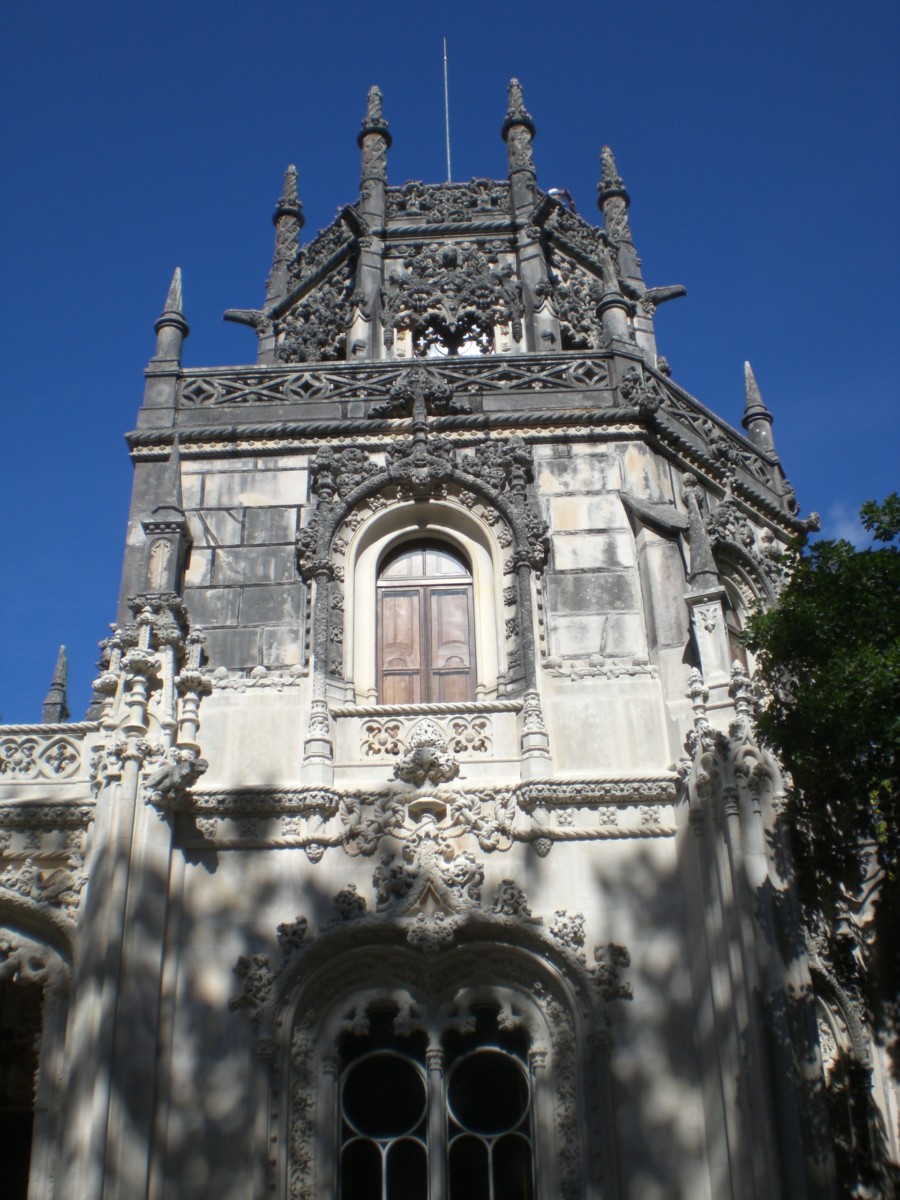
[338,1001,534,1200]
[377,541,476,705]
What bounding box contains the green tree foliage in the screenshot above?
[747,495,900,1191]
[746,495,900,1027]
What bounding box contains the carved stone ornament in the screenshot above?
[619,365,663,415]
[230,873,631,1022]
[0,931,69,992]
[679,665,783,824]
[181,776,677,859]
[143,749,208,813]
[368,363,470,417]
[295,432,547,701]
[87,593,213,812]
[0,851,87,931]
[386,180,510,223]
[275,255,356,364]
[0,735,81,780]
[231,871,630,1200]
[543,249,604,351]
[705,495,787,599]
[380,241,524,353]
[392,719,460,786]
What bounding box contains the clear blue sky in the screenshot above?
[1,0,897,722]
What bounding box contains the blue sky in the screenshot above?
[1,0,898,722]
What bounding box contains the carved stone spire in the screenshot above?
[359,84,391,147]
[358,85,390,226]
[682,475,719,591]
[741,362,777,456]
[597,146,641,282]
[598,145,629,206]
[266,165,305,306]
[42,645,69,723]
[502,77,535,138]
[502,78,537,214]
[152,267,189,364]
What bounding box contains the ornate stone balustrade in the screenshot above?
[330,701,523,782]
[0,724,95,794]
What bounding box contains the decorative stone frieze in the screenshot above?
[386,179,510,222]
[380,241,524,354]
[0,735,82,781]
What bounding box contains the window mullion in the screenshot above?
[422,585,434,704]
[426,1043,445,1200]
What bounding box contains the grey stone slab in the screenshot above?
[243,507,299,546]
[212,545,296,586]
[552,531,635,571]
[546,571,639,614]
[482,390,612,413]
[547,613,606,657]
[184,587,241,627]
[262,626,303,668]
[181,474,202,508]
[549,494,628,531]
[202,627,261,670]
[183,548,213,588]
[603,613,647,656]
[537,455,622,494]
[188,509,244,548]
[255,454,311,470]
[203,469,309,508]
[240,584,304,625]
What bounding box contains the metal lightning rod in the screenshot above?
[443,38,452,183]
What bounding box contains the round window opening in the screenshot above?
[447,1049,530,1135]
[343,1052,427,1138]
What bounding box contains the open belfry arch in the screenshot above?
[1,79,894,1199]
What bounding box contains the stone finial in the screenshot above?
[598,145,629,206]
[274,164,304,227]
[358,84,392,147]
[152,267,189,362]
[682,474,719,590]
[266,165,305,307]
[42,646,70,723]
[502,77,535,138]
[597,146,639,278]
[741,361,777,456]
[163,267,183,315]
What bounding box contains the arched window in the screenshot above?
[377,540,476,705]
[338,1001,535,1200]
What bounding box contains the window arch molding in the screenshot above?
[343,500,508,703]
[247,923,619,1200]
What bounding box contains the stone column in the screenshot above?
[303,565,335,783]
[426,1044,445,1198]
[501,79,559,353]
[597,145,657,360]
[352,86,390,360]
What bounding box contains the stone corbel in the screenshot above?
[141,506,192,594]
[686,590,732,710]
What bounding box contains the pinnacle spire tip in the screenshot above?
[42,645,69,723]
[503,77,535,137]
[274,163,303,225]
[743,361,767,413]
[359,84,391,147]
[163,267,183,314]
[598,145,628,202]
[741,360,775,452]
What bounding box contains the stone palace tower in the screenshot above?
[1,82,893,1199]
